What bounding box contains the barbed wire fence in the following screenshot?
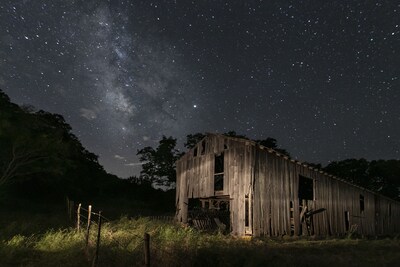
[66,197,156,267]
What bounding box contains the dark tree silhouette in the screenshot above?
[184,133,206,149]
[255,137,291,157]
[0,91,71,187]
[324,158,400,200]
[137,136,182,187]
[367,160,400,200]
[0,89,115,199]
[324,159,370,188]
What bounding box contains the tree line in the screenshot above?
[0,90,139,202]
[0,89,170,212]
[1,89,399,202]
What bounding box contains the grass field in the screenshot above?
[1,200,399,267]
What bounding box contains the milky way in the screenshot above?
[1,1,399,177]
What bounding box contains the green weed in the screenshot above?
[0,214,399,267]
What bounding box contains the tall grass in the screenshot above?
[1,216,399,267]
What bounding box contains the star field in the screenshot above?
[0,1,399,178]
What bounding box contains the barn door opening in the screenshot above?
[298,175,314,235]
[344,211,350,232]
[299,175,314,202]
[187,197,230,233]
[245,194,253,235]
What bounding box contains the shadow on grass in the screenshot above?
[1,236,400,267]
[151,239,400,267]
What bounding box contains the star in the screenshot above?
[0,0,398,178]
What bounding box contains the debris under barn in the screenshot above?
[175,133,400,237]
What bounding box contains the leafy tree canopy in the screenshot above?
[324,159,370,188]
[137,136,182,187]
[184,133,206,149]
[0,89,114,199]
[1,93,70,186]
[324,159,400,200]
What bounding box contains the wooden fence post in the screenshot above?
[92,211,102,267]
[144,233,150,267]
[86,205,92,247]
[77,203,81,231]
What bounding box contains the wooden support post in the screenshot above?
[77,203,81,231]
[92,211,102,267]
[86,205,92,247]
[144,233,150,267]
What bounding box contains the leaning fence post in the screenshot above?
[92,211,102,267]
[144,233,150,267]
[86,205,92,247]
[77,203,81,231]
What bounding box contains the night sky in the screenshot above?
[1,1,399,178]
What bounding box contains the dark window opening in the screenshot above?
[344,211,350,231]
[214,153,224,173]
[201,140,206,155]
[214,153,224,191]
[245,195,249,227]
[224,139,228,150]
[298,175,314,201]
[214,174,224,191]
[360,194,365,213]
[389,203,392,217]
[193,147,198,157]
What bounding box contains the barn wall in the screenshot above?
[176,134,400,237]
[253,150,294,236]
[253,147,400,237]
[175,135,254,235]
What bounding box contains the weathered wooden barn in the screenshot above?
[175,133,400,237]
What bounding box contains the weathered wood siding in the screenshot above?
[176,134,400,236]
